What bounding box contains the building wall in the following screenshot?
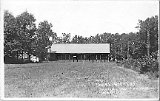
[48,53,109,61]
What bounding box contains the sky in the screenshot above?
[1,0,159,37]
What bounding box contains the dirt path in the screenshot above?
[4,61,159,98]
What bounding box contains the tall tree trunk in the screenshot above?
[147,30,150,56]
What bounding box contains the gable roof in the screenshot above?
[49,44,110,53]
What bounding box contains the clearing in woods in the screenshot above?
[4,61,159,98]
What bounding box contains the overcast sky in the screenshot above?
[2,0,159,37]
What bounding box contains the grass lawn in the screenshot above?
[4,61,159,98]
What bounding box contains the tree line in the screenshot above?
[4,11,56,63]
[4,10,158,64]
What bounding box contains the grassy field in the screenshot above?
[4,61,159,98]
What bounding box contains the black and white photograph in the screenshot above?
[1,0,159,100]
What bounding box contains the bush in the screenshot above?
[146,71,159,80]
[140,56,159,73]
[4,56,21,64]
[121,55,159,79]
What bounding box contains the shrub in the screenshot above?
[140,56,159,73]
[121,55,159,79]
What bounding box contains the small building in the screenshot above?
[48,44,110,62]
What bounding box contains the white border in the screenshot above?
[1,0,159,100]
[1,0,5,100]
[2,98,159,100]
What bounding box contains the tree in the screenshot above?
[16,11,37,62]
[36,20,55,60]
[77,35,85,44]
[71,35,86,44]
[4,11,21,63]
[136,15,158,57]
[62,33,71,43]
[71,35,78,43]
[88,36,95,43]
[83,37,89,44]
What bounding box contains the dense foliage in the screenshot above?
[122,56,159,79]
[4,11,56,63]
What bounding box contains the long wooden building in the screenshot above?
[48,44,110,61]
